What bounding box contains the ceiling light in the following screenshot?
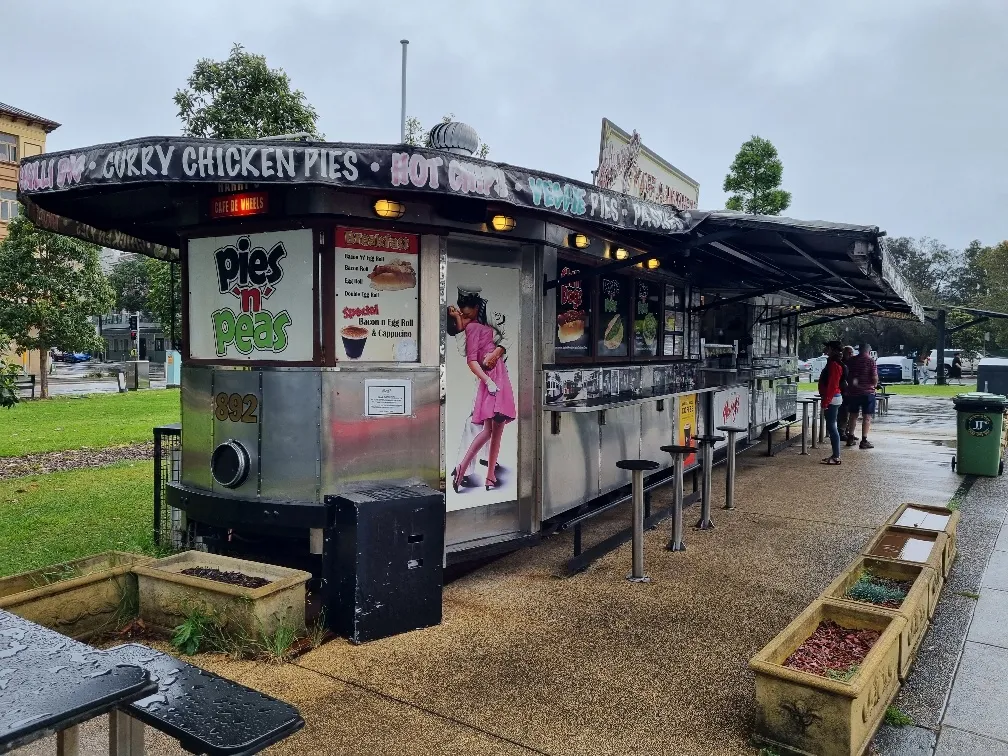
[490,214,516,232]
[647,258,660,269]
[614,247,628,260]
[374,198,405,219]
[569,233,590,249]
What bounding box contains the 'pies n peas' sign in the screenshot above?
[187,229,314,361]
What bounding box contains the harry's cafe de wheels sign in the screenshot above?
[187,227,420,363]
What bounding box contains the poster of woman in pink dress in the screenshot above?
[447,286,516,494]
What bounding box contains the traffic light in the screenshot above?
[128,314,138,330]
[130,330,137,340]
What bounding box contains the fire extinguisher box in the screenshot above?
[322,484,445,644]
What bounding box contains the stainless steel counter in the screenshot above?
[541,384,723,413]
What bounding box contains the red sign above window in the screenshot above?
[210,192,269,219]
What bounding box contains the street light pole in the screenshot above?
[400,40,409,143]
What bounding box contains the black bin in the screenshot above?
[977,358,1008,395]
[323,484,445,644]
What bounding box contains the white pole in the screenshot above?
[400,40,409,143]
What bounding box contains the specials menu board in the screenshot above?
[555,262,591,359]
[335,227,419,362]
[597,275,630,358]
[632,280,661,358]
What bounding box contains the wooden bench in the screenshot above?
[106,643,305,755]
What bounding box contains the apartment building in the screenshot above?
[1,103,60,377]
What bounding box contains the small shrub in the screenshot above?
[826,664,860,682]
[259,619,297,664]
[884,706,913,727]
[309,610,327,649]
[171,607,215,655]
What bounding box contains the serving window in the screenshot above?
[662,285,685,358]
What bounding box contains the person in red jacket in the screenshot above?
[818,341,845,464]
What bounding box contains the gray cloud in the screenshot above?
[8,0,1007,248]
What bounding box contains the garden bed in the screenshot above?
[822,556,938,680]
[750,599,904,756]
[0,551,151,640]
[134,551,311,641]
[887,503,960,577]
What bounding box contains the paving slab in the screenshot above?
[995,523,1008,554]
[935,725,1008,754]
[982,549,1008,591]
[943,641,1008,743]
[966,588,1008,649]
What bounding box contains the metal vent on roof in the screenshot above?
[427,122,480,156]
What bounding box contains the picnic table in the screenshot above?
[0,609,304,755]
[0,608,156,754]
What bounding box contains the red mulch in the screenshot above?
[783,620,880,679]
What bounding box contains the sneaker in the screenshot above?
[860,439,874,449]
[846,438,856,447]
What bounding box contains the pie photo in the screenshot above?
[557,310,586,343]
[368,259,417,290]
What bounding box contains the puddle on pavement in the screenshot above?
[869,532,936,563]
[896,507,950,531]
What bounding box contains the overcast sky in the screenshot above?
[8,0,1007,249]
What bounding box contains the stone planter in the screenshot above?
[861,525,949,580]
[822,556,937,680]
[0,552,151,640]
[750,599,905,756]
[886,503,959,578]
[135,551,311,639]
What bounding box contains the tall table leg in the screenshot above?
[811,399,819,450]
[800,403,809,455]
[668,453,686,551]
[724,431,737,509]
[628,469,648,582]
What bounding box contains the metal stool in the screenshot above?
[616,459,660,582]
[796,398,817,455]
[695,434,724,529]
[660,444,695,552]
[716,425,747,510]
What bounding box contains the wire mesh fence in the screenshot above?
[153,424,192,550]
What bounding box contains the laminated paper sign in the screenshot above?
[335,227,419,362]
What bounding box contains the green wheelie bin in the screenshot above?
[952,392,1008,476]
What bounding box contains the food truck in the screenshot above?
[16,124,922,567]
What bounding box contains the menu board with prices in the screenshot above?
[597,275,630,358]
[555,262,591,359]
[688,289,702,359]
[663,286,685,358]
[335,227,419,362]
[632,280,661,358]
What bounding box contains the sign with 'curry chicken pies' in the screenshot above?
[335,227,420,362]
[187,229,315,361]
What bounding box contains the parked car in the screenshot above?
[923,349,975,380]
[876,355,913,383]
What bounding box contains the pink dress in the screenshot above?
[465,321,517,424]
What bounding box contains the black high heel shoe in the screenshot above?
[485,477,498,491]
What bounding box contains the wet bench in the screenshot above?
[14,374,35,399]
[106,643,305,755]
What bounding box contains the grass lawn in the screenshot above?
[0,461,157,577]
[0,389,180,457]
[797,381,967,398]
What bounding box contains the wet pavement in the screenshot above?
[14,393,1004,755]
[37,361,167,396]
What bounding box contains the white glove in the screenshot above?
[485,378,499,395]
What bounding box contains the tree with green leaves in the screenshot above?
[174,43,321,140]
[144,257,182,347]
[108,254,151,314]
[723,136,791,215]
[404,113,490,158]
[0,216,114,398]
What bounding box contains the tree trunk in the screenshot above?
[39,347,49,399]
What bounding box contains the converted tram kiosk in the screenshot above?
[16,124,922,569]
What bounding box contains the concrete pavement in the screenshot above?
[14,392,1000,755]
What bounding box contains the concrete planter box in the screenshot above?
[0,552,151,640]
[135,551,311,639]
[822,556,937,680]
[861,525,949,580]
[886,503,959,577]
[750,599,905,756]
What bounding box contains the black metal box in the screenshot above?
[977,359,1008,396]
[322,485,445,644]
